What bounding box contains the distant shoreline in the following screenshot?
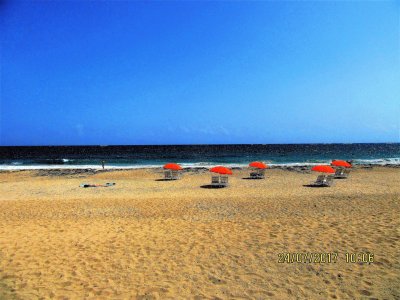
[1,164,399,177]
[1,161,400,172]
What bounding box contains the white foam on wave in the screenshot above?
[268,162,329,167]
[0,164,162,171]
[0,163,249,170]
[1,157,399,171]
[180,162,248,168]
[353,157,400,165]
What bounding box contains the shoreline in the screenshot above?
[0,164,399,176]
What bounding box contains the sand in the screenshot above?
[0,167,399,299]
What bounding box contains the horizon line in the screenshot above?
[1,142,399,147]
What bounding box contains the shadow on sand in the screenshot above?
[200,185,227,189]
[241,177,264,180]
[302,184,328,188]
[154,179,178,181]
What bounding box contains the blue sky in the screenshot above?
[1,1,399,145]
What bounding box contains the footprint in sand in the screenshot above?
[359,289,372,296]
[208,275,227,285]
[364,280,373,287]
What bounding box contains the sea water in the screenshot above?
[0,144,399,170]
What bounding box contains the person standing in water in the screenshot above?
[101,160,105,170]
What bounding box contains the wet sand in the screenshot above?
[0,167,399,299]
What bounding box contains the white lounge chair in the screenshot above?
[250,168,265,179]
[310,174,334,187]
[334,168,350,179]
[220,175,229,186]
[211,175,229,187]
[325,175,334,186]
[164,170,182,180]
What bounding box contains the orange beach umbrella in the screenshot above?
[331,160,352,168]
[210,166,233,175]
[163,163,183,171]
[249,161,268,169]
[311,165,335,173]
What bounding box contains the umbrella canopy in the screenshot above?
[210,166,233,175]
[249,161,268,169]
[163,163,183,171]
[311,165,335,173]
[331,160,352,168]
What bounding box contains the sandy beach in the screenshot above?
[0,167,399,299]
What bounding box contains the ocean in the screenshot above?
[0,144,399,170]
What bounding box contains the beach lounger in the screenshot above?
[164,170,182,180]
[220,175,229,186]
[334,168,350,179]
[211,175,229,187]
[326,175,334,186]
[164,170,173,180]
[314,175,325,184]
[250,169,265,179]
[171,170,182,180]
[211,176,220,186]
[309,175,334,187]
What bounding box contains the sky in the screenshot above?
[0,1,399,146]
